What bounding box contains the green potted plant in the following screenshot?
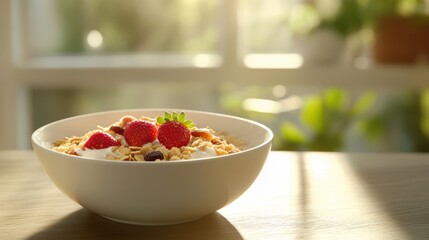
[276,88,376,151]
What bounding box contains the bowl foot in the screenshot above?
[101,214,207,226]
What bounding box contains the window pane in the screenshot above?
[240,0,299,54]
[25,0,221,56]
[240,0,307,68]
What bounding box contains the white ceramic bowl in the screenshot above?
[32,109,273,225]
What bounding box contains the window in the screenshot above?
[17,0,223,67]
[1,0,429,152]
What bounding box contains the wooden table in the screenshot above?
[1,151,429,240]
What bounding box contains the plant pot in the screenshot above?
[294,29,345,65]
[373,15,429,64]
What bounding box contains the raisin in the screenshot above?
[144,151,164,161]
[110,126,124,135]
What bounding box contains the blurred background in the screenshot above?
[1,0,428,152]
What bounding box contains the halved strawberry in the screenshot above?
[157,112,194,149]
[83,131,121,150]
[123,120,157,147]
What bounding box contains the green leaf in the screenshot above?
[157,111,194,128]
[301,96,324,133]
[172,112,178,121]
[156,116,166,124]
[352,91,376,116]
[183,119,194,128]
[178,112,186,122]
[357,115,386,141]
[164,112,172,121]
[421,89,429,136]
[323,87,348,111]
[280,121,306,144]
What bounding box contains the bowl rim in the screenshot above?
[32,108,273,165]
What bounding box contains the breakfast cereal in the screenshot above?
[53,112,243,161]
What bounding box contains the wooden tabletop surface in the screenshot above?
[1,150,429,240]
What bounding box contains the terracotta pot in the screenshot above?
[373,15,429,64]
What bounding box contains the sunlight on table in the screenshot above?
[220,152,408,239]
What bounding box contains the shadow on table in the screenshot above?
[344,154,429,239]
[27,209,243,240]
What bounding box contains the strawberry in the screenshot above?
[83,131,121,150]
[157,112,194,149]
[123,120,157,147]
